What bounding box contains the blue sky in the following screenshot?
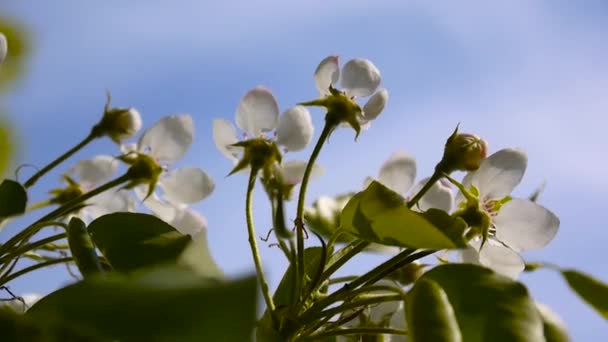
[1,0,607,339]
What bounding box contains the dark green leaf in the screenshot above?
[67,217,103,278]
[88,212,191,272]
[561,269,608,320]
[406,278,461,342]
[339,181,466,249]
[421,263,544,342]
[0,179,27,219]
[27,270,257,342]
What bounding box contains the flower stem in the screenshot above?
[295,121,333,303]
[0,233,66,265]
[0,173,130,258]
[245,169,277,321]
[302,327,407,341]
[23,131,98,189]
[0,257,73,287]
[406,170,442,209]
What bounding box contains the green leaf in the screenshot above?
[561,269,608,320]
[27,270,257,342]
[421,263,544,342]
[88,212,223,278]
[406,278,462,342]
[536,303,570,342]
[339,181,467,249]
[257,247,325,341]
[0,179,27,219]
[67,217,103,278]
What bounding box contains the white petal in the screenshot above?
[279,160,324,185]
[470,148,527,200]
[159,167,215,205]
[138,115,194,163]
[340,58,381,97]
[2,293,41,313]
[276,106,314,151]
[410,177,454,212]
[362,88,388,120]
[235,86,279,136]
[314,55,340,96]
[86,189,135,218]
[169,207,208,237]
[494,198,560,252]
[389,302,408,342]
[378,151,417,195]
[316,196,340,225]
[0,33,7,65]
[136,187,178,222]
[212,119,240,163]
[461,239,525,279]
[120,143,138,155]
[368,280,401,324]
[71,155,118,186]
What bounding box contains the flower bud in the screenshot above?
[439,126,488,173]
[0,33,7,66]
[387,261,425,286]
[92,93,143,143]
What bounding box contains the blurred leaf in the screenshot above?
[406,278,461,342]
[421,263,544,342]
[27,270,257,341]
[0,178,27,219]
[89,212,223,278]
[536,303,570,342]
[257,247,324,341]
[0,117,16,177]
[339,181,467,249]
[67,217,103,278]
[0,17,30,92]
[561,269,608,320]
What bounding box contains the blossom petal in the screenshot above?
[86,189,135,219]
[235,86,279,136]
[278,160,324,185]
[71,155,118,186]
[494,198,560,252]
[340,58,381,97]
[461,239,525,279]
[362,88,388,120]
[314,55,340,96]
[135,187,178,222]
[138,115,194,163]
[410,177,454,212]
[212,119,240,163]
[169,207,208,237]
[276,106,314,151]
[159,167,215,205]
[0,33,7,65]
[469,148,527,200]
[378,151,416,195]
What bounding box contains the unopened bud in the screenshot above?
[0,33,7,66]
[439,126,488,173]
[92,93,143,143]
[387,261,425,286]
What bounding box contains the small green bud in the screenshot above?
[300,86,363,138]
[439,126,488,173]
[229,138,282,177]
[387,261,425,286]
[120,152,163,200]
[49,175,84,205]
[92,92,142,143]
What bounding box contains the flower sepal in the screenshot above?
[300,85,363,138]
[228,138,282,178]
[49,175,84,205]
[119,152,163,200]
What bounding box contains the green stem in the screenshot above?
[23,131,98,189]
[245,170,277,321]
[295,121,333,302]
[301,328,407,341]
[301,249,433,322]
[328,275,359,285]
[26,199,53,212]
[406,170,442,209]
[0,174,130,258]
[0,257,73,287]
[320,240,369,285]
[308,293,403,323]
[0,233,66,265]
